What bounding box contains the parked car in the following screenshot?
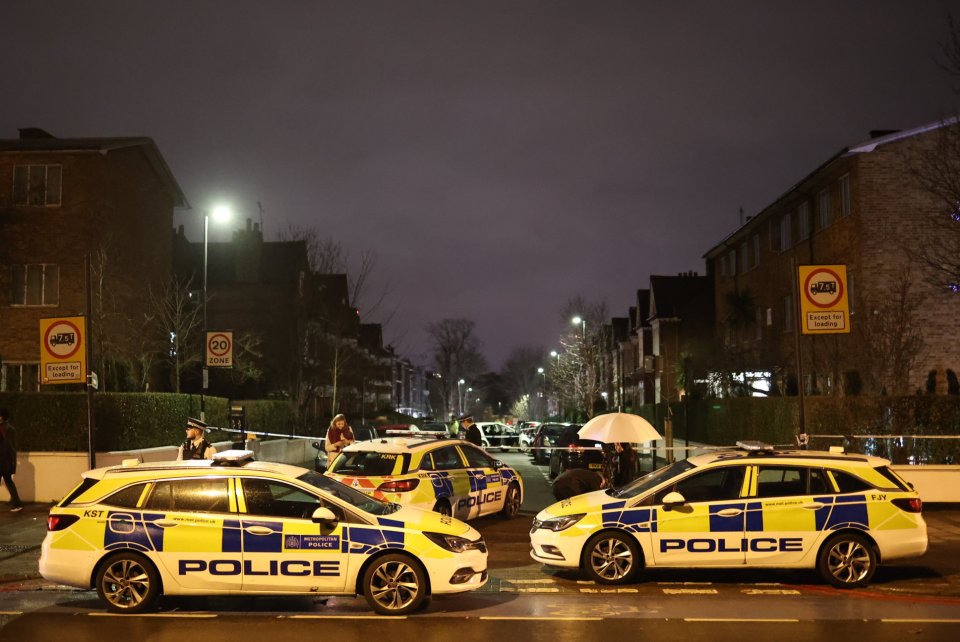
[530,423,577,465]
[517,422,540,452]
[548,424,605,480]
[531,440,928,589]
[325,436,524,521]
[40,450,488,615]
[420,421,452,436]
[475,422,519,452]
[312,424,377,472]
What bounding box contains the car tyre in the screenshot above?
[583,531,641,585]
[362,554,428,615]
[95,551,161,614]
[500,483,521,519]
[432,499,452,517]
[817,532,877,588]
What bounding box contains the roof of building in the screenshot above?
[0,128,188,208]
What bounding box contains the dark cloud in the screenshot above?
[3,0,959,367]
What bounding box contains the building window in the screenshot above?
[718,254,727,277]
[797,201,811,240]
[727,250,737,276]
[1,363,39,392]
[12,164,62,207]
[10,264,59,306]
[752,234,760,269]
[739,242,749,273]
[783,295,794,332]
[780,212,792,249]
[817,188,831,230]
[770,218,782,252]
[839,175,852,217]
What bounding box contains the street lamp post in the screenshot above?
[201,204,231,422]
[571,315,586,338]
[457,379,465,416]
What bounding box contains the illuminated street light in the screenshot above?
[571,315,586,338]
[202,204,232,421]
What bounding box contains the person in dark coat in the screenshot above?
[459,414,482,447]
[177,417,217,460]
[0,408,23,511]
[552,468,605,501]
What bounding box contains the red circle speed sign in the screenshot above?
[803,267,844,309]
[43,320,82,359]
[208,333,232,357]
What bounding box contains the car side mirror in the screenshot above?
[311,441,322,451]
[311,506,339,525]
[493,460,504,469]
[661,491,686,510]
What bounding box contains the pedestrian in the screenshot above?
[0,408,23,512]
[325,413,355,458]
[176,417,217,460]
[615,442,637,486]
[552,468,605,501]
[459,414,482,447]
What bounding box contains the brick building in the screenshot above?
[704,120,960,396]
[0,128,186,391]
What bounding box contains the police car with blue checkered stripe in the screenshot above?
[40,451,487,615]
[530,441,928,588]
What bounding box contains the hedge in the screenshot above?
[0,392,296,452]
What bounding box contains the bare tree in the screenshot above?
[500,345,547,402]
[552,297,608,419]
[426,318,488,418]
[142,276,203,392]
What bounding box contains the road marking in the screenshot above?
[0,611,23,615]
[478,615,603,622]
[511,579,556,583]
[685,618,800,622]
[502,587,561,593]
[579,588,639,594]
[286,615,407,619]
[662,588,718,595]
[89,613,218,618]
[881,619,960,623]
[741,589,801,595]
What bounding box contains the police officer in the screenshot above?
[459,414,482,447]
[177,417,217,460]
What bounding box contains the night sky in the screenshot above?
[4,1,960,369]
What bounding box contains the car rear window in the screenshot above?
[830,469,873,493]
[58,478,99,507]
[329,451,409,476]
[873,465,911,491]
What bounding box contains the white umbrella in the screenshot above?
[577,412,662,443]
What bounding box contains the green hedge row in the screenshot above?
[0,392,297,452]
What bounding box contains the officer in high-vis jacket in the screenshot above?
[177,417,217,460]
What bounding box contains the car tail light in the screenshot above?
[891,497,922,513]
[47,514,80,531]
[378,479,420,493]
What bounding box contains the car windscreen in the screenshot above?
[610,459,696,498]
[328,450,410,476]
[298,471,398,515]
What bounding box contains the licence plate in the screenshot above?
[589,463,603,470]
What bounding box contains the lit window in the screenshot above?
[12,165,62,206]
[10,264,59,306]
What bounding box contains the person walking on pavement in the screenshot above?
[325,414,355,458]
[0,408,24,511]
[459,414,482,447]
[552,467,605,501]
[176,417,217,460]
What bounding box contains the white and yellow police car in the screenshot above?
[530,441,928,588]
[325,437,524,521]
[39,451,487,615]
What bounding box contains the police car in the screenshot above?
[530,441,928,588]
[39,451,488,615]
[325,437,524,521]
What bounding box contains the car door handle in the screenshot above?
[244,525,275,536]
[716,508,742,517]
[153,519,180,528]
[803,502,828,510]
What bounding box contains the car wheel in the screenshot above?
[583,531,641,585]
[500,483,521,519]
[432,499,452,517]
[95,552,161,614]
[817,532,877,588]
[362,554,428,615]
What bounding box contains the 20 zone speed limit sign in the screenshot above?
[206,331,234,368]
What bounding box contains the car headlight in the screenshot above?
[532,513,585,532]
[424,532,485,553]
